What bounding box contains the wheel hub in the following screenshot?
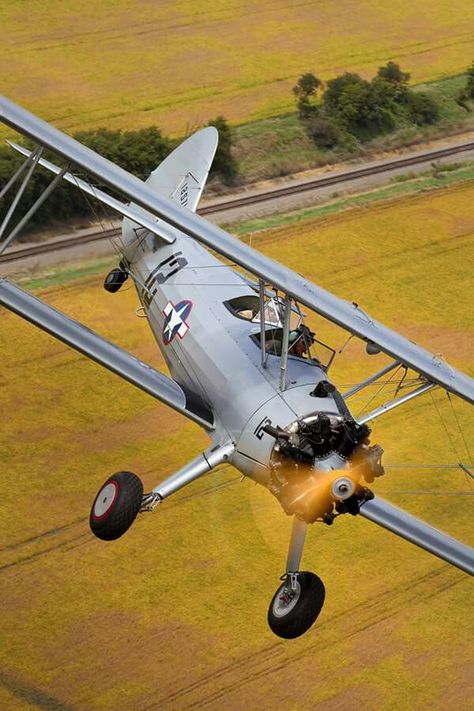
[272,579,301,618]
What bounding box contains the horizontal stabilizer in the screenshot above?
[0,278,214,429]
[359,496,474,575]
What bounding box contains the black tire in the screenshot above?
[103,268,128,293]
[267,572,325,639]
[90,471,143,541]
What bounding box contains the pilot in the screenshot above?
[288,326,315,358]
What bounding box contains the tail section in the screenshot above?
[122,127,218,249]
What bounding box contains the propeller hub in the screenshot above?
[331,476,356,501]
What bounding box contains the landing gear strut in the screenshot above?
[267,516,326,639]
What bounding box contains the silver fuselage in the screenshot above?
[124,227,349,486]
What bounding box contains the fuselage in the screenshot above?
[123,225,353,488]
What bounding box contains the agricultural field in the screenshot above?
[1,0,474,136]
[0,182,473,709]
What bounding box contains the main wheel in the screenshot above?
[104,268,128,293]
[90,471,143,541]
[267,572,325,639]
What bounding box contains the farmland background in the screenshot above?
[0,183,473,710]
[1,0,474,135]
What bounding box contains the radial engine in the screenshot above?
[264,414,385,523]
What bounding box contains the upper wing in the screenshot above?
[0,278,214,430]
[1,95,473,404]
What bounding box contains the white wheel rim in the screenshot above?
[92,481,118,520]
[272,580,301,618]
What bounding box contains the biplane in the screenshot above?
[0,95,472,639]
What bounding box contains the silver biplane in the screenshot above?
[0,95,473,639]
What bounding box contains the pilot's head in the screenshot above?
[289,326,315,357]
[289,329,306,357]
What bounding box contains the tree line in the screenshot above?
[0,116,237,233]
[1,61,473,235]
[294,61,474,150]
[293,61,445,149]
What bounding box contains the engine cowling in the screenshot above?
[267,413,384,523]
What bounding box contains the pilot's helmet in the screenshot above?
[289,326,315,345]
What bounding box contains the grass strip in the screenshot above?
[17,160,474,291]
[228,162,474,236]
[18,256,116,291]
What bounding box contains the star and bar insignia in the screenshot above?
[162,299,193,345]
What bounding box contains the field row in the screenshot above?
[2,0,474,134]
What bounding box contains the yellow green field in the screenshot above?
[1,0,474,135]
[0,183,473,709]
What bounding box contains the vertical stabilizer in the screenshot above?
[122,127,218,247]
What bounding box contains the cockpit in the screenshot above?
[224,293,335,370]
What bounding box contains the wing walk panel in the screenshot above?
[359,496,474,575]
[1,95,473,404]
[0,278,214,430]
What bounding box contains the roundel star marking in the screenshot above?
[162,299,193,346]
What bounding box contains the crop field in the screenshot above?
[1,0,474,136]
[0,182,473,709]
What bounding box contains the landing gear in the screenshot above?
[104,267,128,293]
[89,471,143,540]
[268,572,325,639]
[267,515,326,638]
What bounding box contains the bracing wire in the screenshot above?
[429,390,473,492]
[71,172,123,259]
[354,363,403,418]
[446,391,472,462]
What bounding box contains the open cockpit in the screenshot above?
[224,292,335,372]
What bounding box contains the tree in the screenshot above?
[118,126,172,179]
[207,116,238,184]
[323,73,370,126]
[323,72,395,134]
[293,73,323,119]
[74,126,172,179]
[377,61,410,85]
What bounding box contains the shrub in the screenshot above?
[407,92,439,125]
[456,61,474,110]
[306,116,341,149]
[466,61,474,99]
[207,116,238,184]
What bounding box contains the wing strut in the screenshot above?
[0,147,43,249]
[358,381,435,425]
[342,360,400,399]
[6,141,176,246]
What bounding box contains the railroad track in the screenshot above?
[2,139,473,265]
